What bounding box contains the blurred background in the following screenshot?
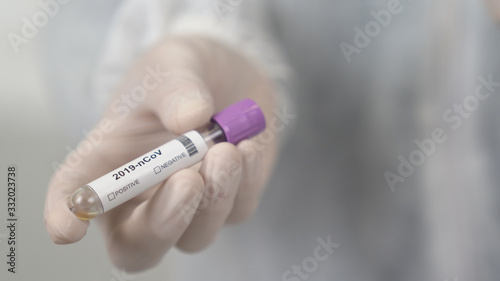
[0,2,124,281]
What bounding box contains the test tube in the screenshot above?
[68,99,266,220]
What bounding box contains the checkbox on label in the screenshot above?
[154,166,161,174]
[107,193,115,201]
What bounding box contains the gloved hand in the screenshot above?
[484,0,500,21]
[44,36,279,272]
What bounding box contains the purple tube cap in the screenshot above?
[211,99,266,145]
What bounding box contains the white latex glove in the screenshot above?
[44,36,279,271]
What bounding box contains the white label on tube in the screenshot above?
[87,130,208,213]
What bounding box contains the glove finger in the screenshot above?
[176,143,242,252]
[226,139,268,223]
[100,169,204,272]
